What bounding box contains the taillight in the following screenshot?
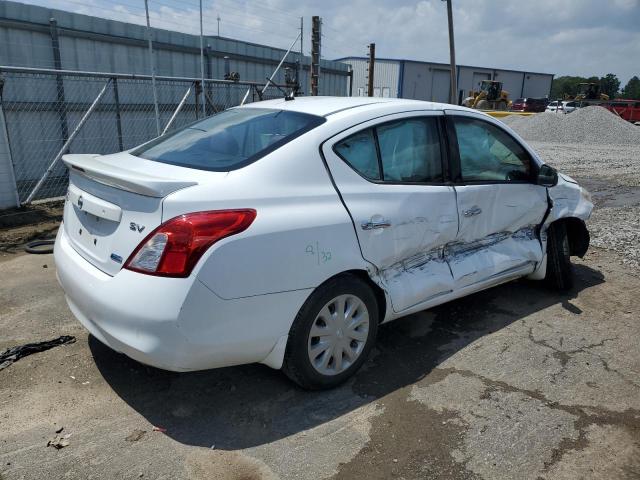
[124,209,256,277]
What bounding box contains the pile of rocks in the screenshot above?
[502,106,640,145]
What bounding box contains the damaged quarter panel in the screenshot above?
[164,129,367,301]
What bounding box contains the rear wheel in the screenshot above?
[545,221,574,291]
[282,274,379,390]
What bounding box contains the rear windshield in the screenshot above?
[133,108,325,171]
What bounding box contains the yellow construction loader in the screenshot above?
[565,83,609,105]
[463,80,511,110]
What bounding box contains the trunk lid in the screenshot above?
[62,152,204,276]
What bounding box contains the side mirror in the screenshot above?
[537,164,558,187]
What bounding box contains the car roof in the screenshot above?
[238,96,467,117]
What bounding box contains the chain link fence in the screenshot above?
[0,66,282,204]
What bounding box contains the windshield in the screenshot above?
[133,108,325,171]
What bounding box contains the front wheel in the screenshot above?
[282,274,379,390]
[545,222,574,291]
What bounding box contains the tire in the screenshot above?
[282,274,379,390]
[545,221,574,291]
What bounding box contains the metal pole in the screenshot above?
[298,17,303,94]
[240,32,301,105]
[0,77,20,207]
[25,79,111,204]
[444,0,457,104]
[367,43,375,97]
[348,67,353,97]
[112,77,124,151]
[261,32,301,95]
[199,0,205,116]
[49,18,69,145]
[162,83,193,135]
[144,0,161,135]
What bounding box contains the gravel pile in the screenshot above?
[502,106,640,145]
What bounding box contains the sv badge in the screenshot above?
[129,222,145,233]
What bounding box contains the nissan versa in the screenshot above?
[54,97,592,389]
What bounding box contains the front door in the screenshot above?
[445,112,549,289]
[322,111,459,313]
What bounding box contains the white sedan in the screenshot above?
[54,97,592,389]
[546,100,578,113]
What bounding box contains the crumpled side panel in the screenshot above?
[377,225,541,313]
[381,248,454,312]
[447,226,541,289]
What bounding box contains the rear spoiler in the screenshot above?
[62,154,197,198]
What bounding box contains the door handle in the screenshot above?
[361,220,391,230]
[463,206,482,217]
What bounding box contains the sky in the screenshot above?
[26,0,640,84]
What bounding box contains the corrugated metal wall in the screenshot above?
[342,57,554,103]
[347,58,399,97]
[0,0,349,95]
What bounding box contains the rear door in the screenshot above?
[322,111,459,313]
[445,111,548,289]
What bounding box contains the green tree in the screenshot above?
[599,73,620,99]
[621,76,640,99]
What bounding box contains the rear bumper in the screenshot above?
[54,226,310,371]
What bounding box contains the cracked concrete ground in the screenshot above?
[1,243,638,479]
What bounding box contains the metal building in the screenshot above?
[0,1,349,94]
[0,1,351,208]
[339,57,554,103]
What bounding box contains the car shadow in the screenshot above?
[91,263,604,450]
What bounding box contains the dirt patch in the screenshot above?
[0,202,62,258]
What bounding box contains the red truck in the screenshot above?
[510,97,547,112]
[601,100,640,124]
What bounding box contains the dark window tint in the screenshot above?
[453,117,532,182]
[134,108,325,171]
[376,118,442,182]
[334,128,381,180]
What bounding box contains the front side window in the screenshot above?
[334,116,444,183]
[134,108,325,171]
[452,117,532,182]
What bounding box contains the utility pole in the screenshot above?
[298,17,303,94]
[367,43,375,97]
[199,0,205,116]
[443,0,457,104]
[310,16,321,96]
[144,0,161,135]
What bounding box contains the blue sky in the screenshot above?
[28,0,640,84]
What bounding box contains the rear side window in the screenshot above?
[334,129,380,180]
[134,108,325,171]
[334,117,443,183]
[377,118,442,182]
